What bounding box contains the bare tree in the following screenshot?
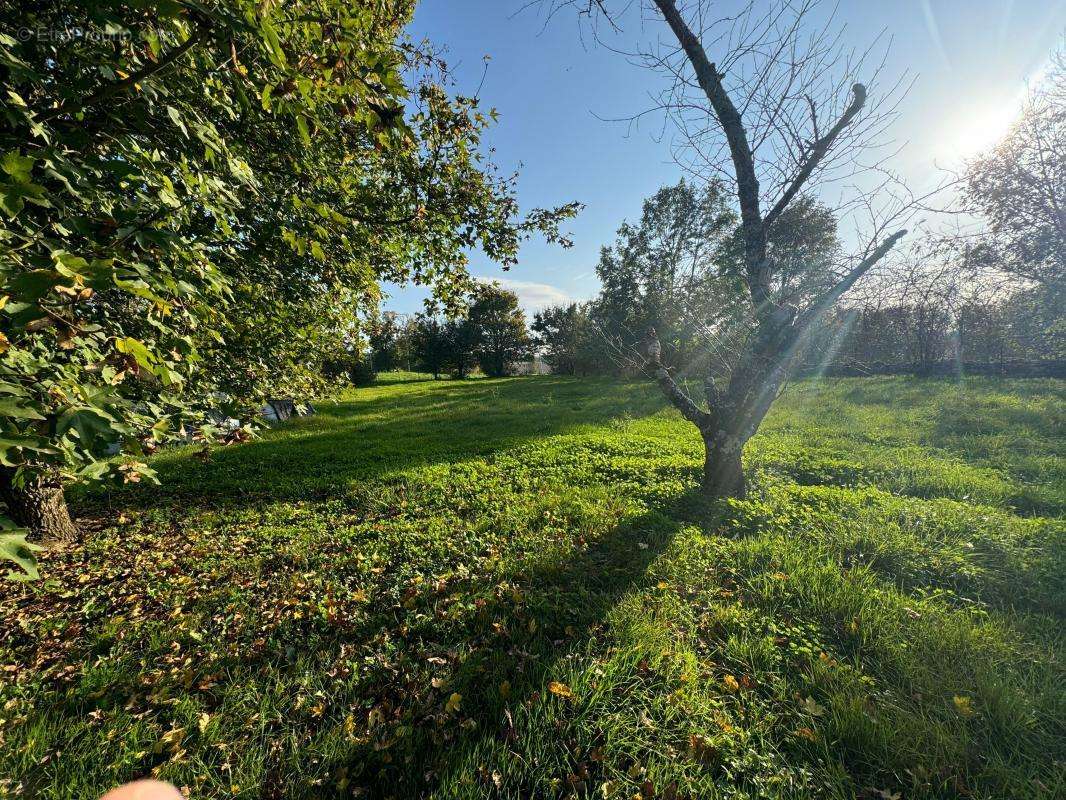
[538,0,936,497]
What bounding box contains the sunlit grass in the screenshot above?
[1,375,1062,799]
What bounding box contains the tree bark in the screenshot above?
[0,470,78,542]
[701,427,747,498]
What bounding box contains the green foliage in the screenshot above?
[443,315,481,379]
[0,375,1062,798]
[760,195,841,308]
[0,0,417,504]
[408,284,533,380]
[368,312,414,374]
[469,283,532,377]
[591,179,743,373]
[532,302,596,375]
[410,314,451,378]
[964,50,1065,289]
[0,524,40,580]
[547,181,842,377]
[0,0,579,552]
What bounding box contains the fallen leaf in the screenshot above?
[953,695,974,716]
[445,692,462,713]
[721,674,740,693]
[688,733,718,762]
[548,681,573,699]
[154,725,185,754]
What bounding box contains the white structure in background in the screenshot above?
[512,356,551,376]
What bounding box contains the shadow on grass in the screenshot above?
[84,376,664,516]
[236,489,709,798]
[325,489,707,798]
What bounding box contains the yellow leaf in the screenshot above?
[953,695,974,716]
[548,681,573,698]
[154,725,185,754]
[712,711,734,733]
[721,674,740,693]
[445,692,462,713]
[198,712,211,733]
[499,681,511,699]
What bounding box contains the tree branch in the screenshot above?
[645,327,710,427]
[651,0,771,307]
[796,228,907,331]
[763,83,868,230]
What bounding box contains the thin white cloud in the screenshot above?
[474,276,573,315]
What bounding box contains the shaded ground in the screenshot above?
[1,375,1063,799]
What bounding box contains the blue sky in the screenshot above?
[383,0,1066,317]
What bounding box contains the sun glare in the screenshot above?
[938,100,1020,160]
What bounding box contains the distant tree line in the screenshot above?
[375,171,1061,385]
[530,256,1062,382]
[800,279,1063,376]
[365,283,533,380]
[529,138,1063,380]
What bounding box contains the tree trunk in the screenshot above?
[0,470,78,542]
[701,428,748,498]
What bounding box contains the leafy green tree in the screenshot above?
[469,283,532,377]
[964,49,1064,291]
[369,312,405,373]
[0,0,579,571]
[531,302,608,376]
[444,317,481,379]
[591,179,741,374]
[0,0,387,547]
[761,196,841,308]
[411,315,450,379]
[532,303,586,375]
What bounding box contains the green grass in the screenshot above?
[1,374,1063,799]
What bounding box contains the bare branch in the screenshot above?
[651,0,771,305]
[645,327,711,426]
[797,227,907,331]
[763,83,867,230]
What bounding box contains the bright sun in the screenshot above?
[938,100,1021,160]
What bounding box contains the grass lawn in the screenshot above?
[1,374,1064,799]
